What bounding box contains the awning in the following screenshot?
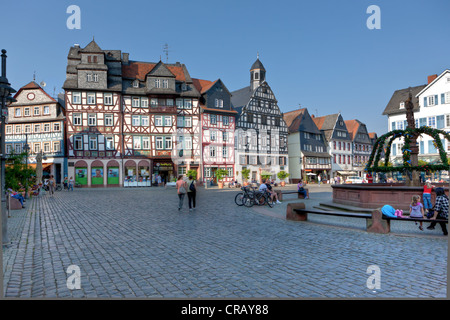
[24,163,53,170]
[337,171,357,175]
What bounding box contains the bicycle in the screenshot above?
[235,186,256,206]
[43,184,62,192]
[242,188,274,208]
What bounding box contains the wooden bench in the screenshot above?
[275,189,309,201]
[287,203,448,234]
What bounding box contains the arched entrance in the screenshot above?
[74,160,88,186]
[91,160,104,186]
[107,160,120,186]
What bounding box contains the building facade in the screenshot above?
[6,81,66,182]
[313,113,354,179]
[345,119,372,178]
[231,58,289,183]
[193,78,237,185]
[284,108,331,183]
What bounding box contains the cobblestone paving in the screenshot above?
[2,185,448,298]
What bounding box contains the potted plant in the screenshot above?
[241,168,250,186]
[216,169,228,189]
[277,171,290,187]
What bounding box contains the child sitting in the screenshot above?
[410,195,425,231]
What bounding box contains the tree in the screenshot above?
[5,151,35,191]
[186,169,198,180]
[215,169,228,183]
[241,168,250,182]
[277,171,290,181]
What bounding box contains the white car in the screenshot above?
[345,176,364,184]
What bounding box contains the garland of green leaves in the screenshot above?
[365,126,450,173]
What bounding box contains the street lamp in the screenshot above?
[1,49,17,247]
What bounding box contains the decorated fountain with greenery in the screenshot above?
[364,90,450,186]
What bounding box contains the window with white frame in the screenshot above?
[87,93,96,104]
[88,114,97,126]
[132,97,140,108]
[155,116,163,126]
[24,125,31,133]
[132,115,141,126]
[209,146,216,157]
[166,99,174,106]
[150,98,158,107]
[133,80,139,88]
[445,92,450,104]
[163,79,169,88]
[15,144,22,154]
[53,123,60,131]
[89,136,97,150]
[185,136,192,150]
[427,95,436,106]
[210,130,217,141]
[105,114,113,126]
[155,79,161,88]
[24,107,30,116]
[156,136,164,149]
[164,116,172,127]
[15,125,21,134]
[44,123,50,132]
[5,144,12,154]
[215,99,223,108]
[223,131,228,142]
[34,143,40,153]
[15,108,21,117]
[184,116,192,127]
[142,137,150,149]
[427,116,436,128]
[222,146,228,158]
[93,74,98,82]
[227,167,233,178]
[87,74,93,82]
[141,116,149,126]
[141,98,148,108]
[43,106,50,115]
[73,113,82,126]
[165,137,172,149]
[104,93,113,105]
[34,107,40,115]
[53,142,60,153]
[210,114,217,125]
[176,99,183,108]
[133,136,141,149]
[205,167,211,178]
[6,125,12,134]
[184,99,192,109]
[34,124,40,133]
[43,142,51,153]
[72,92,81,104]
[105,136,114,150]
[74,136,83,150]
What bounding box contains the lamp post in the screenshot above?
[1,49,17,247]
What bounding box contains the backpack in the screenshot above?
[189,180,196,192]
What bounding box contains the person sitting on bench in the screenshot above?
[297,179,308,199]
[7,188,26,208]
[427,187,448,235]
[260,179,281,204]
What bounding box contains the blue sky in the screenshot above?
[1,0,449,135]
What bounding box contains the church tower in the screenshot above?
[250,54,266,91]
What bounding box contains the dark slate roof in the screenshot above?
[382,85,426,116]
[283,108,321,134]
[231,86,253,111]
[250,58,265,71]
[82,40,103,53]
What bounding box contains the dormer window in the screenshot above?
[133,80,139,88]
[399,101,405,109]
[163,79,169,88]
[182,83,187,91]
[155,79,161,88]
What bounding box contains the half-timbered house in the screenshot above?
[193,78,237,185]
[63,40,124,187]
[231,57,289,183]
[6,81,66,183]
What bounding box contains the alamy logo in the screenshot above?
[366,265,381,290]
[66,265,81,290]
[66,5,81,30]
[366,5,381,30]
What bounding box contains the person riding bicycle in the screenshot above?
[259,179,281,204]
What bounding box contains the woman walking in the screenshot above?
[423,180,434,216]
[68,176,74,191]
[48,175,56,197]
[176,175,187,211]
[187,175,197,212]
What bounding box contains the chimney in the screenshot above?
[311,114,315,118]
[74,44,80,48]
[428,74,438,84]
[122,53,129,65]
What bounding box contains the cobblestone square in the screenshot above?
[2,185,448,298]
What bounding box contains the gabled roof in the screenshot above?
[81,40,103,53]
[231,86,253,111]
[382,85,425,116]
[147,61,176,78]
[283,108,321,134]
[416,69,450,97]
[12,81,56,104]
[192,78,215,94]
[122,61,188,82]
[344,120,364,141]
[312,113,339,131]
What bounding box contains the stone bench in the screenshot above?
[6,195,23,210]
[275,189,309,201]
[287,203,448,234]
